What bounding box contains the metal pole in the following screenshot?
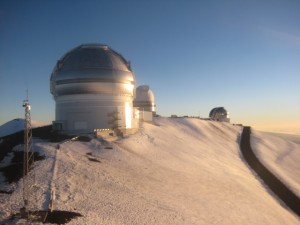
[22,97,32,216]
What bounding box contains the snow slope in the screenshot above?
[264,132,300,145]
[0,118,47,137]
[0,117,299,224]
[251,130,300,197]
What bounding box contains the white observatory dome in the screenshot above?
[134,85,156,114]
[209,107,230,122]
[50,44,136,134]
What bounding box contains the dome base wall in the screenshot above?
[53,94,136,134]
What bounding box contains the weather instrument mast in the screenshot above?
[21,90,34,217]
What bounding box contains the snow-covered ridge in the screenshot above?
[0,117,299,224]
[0,118,48,137]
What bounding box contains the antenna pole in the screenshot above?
[21,91,33,217]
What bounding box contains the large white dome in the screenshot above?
[50,44,135,96]
[50,44,137,134]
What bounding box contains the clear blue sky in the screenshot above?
[1,0,299,134]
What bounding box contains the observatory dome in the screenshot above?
[51,44,135,96]
[134,85,156,114]
[209,107,230,122]
[50,44,137,134]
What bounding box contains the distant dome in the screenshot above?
[134,85,156,113]
[135,85,154,102]
[209,107,230,122]
[50,44,135,96]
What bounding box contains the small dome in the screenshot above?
[135,85,155,103]
[50,44,135,96]
[134,85,156,113]
[209,107,230,122]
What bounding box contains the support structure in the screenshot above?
[21,96,34,217]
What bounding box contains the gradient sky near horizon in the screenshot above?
[0,0,299,134]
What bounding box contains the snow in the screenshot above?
[251,130,300,197]
[0,117,299,224]
[0,118,48,137]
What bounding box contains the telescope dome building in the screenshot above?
[50,44,136,134]
[209,107,230,122]
[134,85,156,114]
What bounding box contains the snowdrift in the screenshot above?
[0,117,299,224]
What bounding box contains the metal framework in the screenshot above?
[22,97,34,215]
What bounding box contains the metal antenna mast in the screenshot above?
[21,90,34,217]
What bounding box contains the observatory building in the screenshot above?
[209,107,230,122]
[133,85,156,115]
[50,44,137,134]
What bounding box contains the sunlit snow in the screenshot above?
[0,117,299,224]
